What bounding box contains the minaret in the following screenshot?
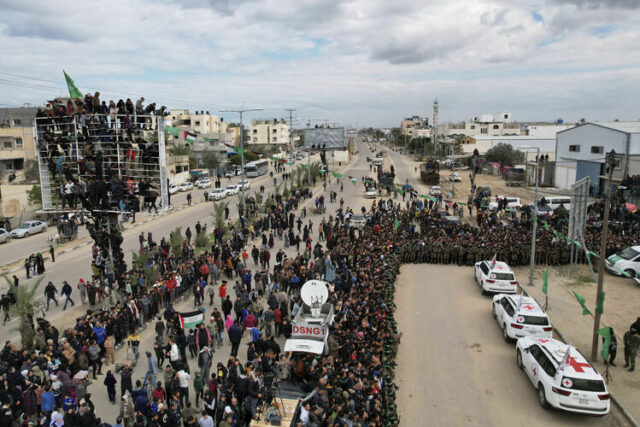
[433,98,439,153]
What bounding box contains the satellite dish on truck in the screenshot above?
[300,280,329,317]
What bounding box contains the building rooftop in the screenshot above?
[588,121,640,134]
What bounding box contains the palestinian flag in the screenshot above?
[179,311,204,329]
[184,131,197,143]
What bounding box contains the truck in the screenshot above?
[420,159,440,185]
[377,165,395,194]
[505,165,526,187]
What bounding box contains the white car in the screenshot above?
[605,246,640,278]
[350,214,368,228]
[237,180,251,191]
[474,260,518,294]
[429,186,442,196]
[516,337,610,415]
[195,178,211,189]
[179,182,194,192]
[449,172,461,182]
[168,184,179,195]
[224,185,239,196]
[365,187,377,199]
[10,220,48,238]
[208,188,227,201]
[0,228,10,243]
[489,196,523,211]
[492,294,553,342]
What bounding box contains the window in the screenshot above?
[3,141,12,149]
[195,121,200,126]
[15,138,22,148]
[481,128,488,134]
[529,345,542,359]
[470,125,476,129]
[568,145,580,152]
[591,146,603,154]
[253,129,257,134]
[12,119,21,127]
[493,125,499,130]
[480,263,489,275]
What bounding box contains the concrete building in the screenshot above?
[249,119,290,146]
[0,107,38,175]
[401,116,429,137]
[522,123,575,138]
[555,122,640,194]
[446,112,520,137]
[461,135,556,162]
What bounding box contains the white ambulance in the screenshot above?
[474,260,518,294]
[492,294,553,342]
[516,337,610,415]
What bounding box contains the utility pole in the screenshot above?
[518,146,540,287]
[220,107,263,217]
[285,108,296,154]
[591,149,617,361]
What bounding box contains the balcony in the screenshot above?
[0,148,24,160]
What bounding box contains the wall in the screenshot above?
[0,184,40,224]
[555,162,577,190]
[556,124,627,163]
[333,150,349,163]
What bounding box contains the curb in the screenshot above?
[519,284,639,427]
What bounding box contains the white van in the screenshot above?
[606,246,640,278]
[540,196,571,212]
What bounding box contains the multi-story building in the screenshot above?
[0,107,38,175]
[401,116,429,137]
[164,109,231,145]
[446,113,520,137]
[249,119,290,146]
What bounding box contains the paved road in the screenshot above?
[395,264,627,426]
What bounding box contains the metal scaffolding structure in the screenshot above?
[34,113,168,213]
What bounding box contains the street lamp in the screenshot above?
[220,107,263,218]
[518,145,540,287]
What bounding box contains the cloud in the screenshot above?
[0,0,639,126]
[551,0,640,8]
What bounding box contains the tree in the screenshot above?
[4,274,44,351]
[169,144,190,155]
[131,249,159,287]
[390,128,402,145]
[169,227,184,256]
[26,185,42,206]
[24,159,39,183]
[201,151,219,174]
[485,143,525,166]
[194,231,210,249]
[229,151,258,165]
[213,201,229,232]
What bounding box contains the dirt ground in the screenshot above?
[395,264,630,426]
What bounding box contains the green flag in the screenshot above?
[597,327,611,361]
[394,217,400,230]
[269,156,278,161]
[542,270,548,295]
[63,70,83,99]
[300,164,309,169]
[203,137,219,143]
[165,125,180,136]
[540,219,550,230]
[572,291,592,316]
[596,291,605,314]
[332,172,342,178]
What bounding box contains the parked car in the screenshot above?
[208,188,227,201]
[449,172,461,182]
[237,180,251,190]
[605,246,640,278]
[429,186,442,196]
[0,228,10,243]
[224,185,239,196]
[476,186,492,197]
[169,184,179,195]
[179,182,194,192]
[10,220,48,238]
[516,337,610,415]
[489,196,522,211]
[492,294,552,342]
[474,260,518,295]
[195,178,211,189]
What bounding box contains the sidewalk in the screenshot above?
[516,263,640,426]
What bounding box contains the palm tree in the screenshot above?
[3,274,45,351]
[213,201,229,231]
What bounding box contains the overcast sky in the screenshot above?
[0,0,639,127]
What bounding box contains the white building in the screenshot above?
[555,122,640,194]
[460,135,556,162]
[522,123,575,138]
[249,119,290,146]
[446,112,521,137]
